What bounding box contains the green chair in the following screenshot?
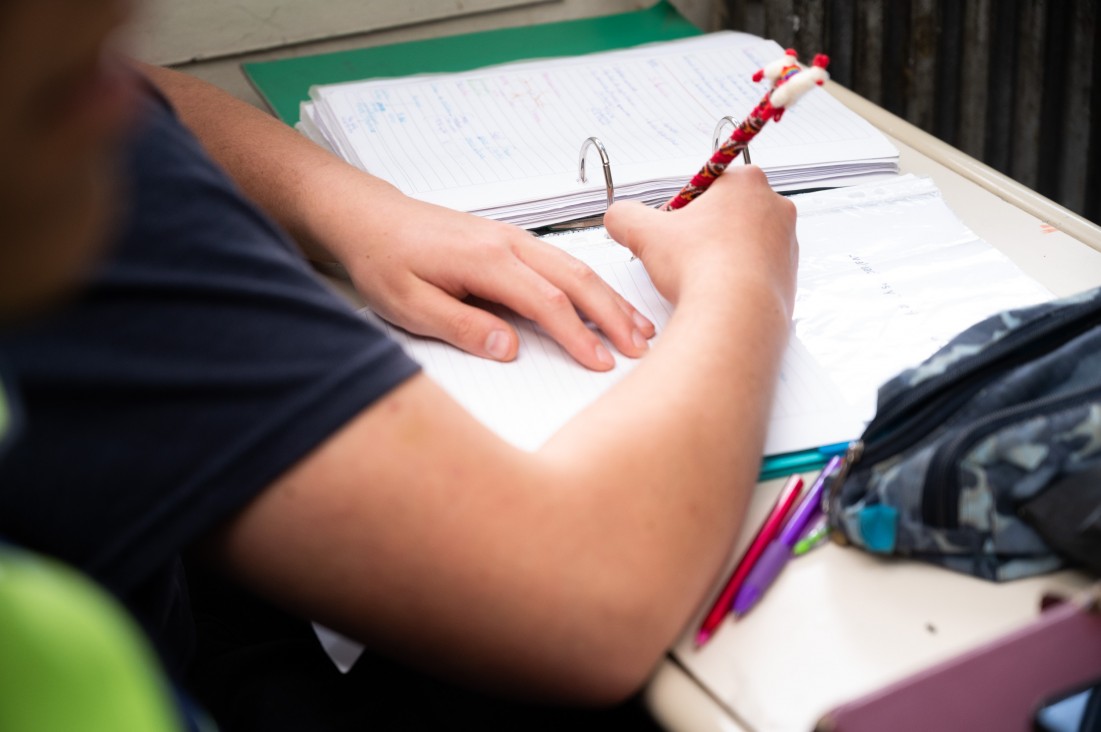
[0,544,214,731]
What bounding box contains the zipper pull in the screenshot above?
[825,440,863,546]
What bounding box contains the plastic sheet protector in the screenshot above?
[790,174,1052,422]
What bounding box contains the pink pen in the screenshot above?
[731,456,843,618]
[695,474,804,647]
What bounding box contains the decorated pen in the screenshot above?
[662,50,830,211]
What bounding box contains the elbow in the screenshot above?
[547,582,688,707]
[592,654,665,708]
[530,531,719,705]
[552,640,665,708]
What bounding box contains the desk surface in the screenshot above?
[645,86,1101,732]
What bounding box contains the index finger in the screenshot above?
[464,239,653,370]
[512,236,656,351]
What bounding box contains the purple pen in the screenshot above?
[731,456,843,617]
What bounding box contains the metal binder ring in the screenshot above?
[578,136,615,209]
[713,116,751,164]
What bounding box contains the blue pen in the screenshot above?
[759,441,850,481]
[732,455,843,617]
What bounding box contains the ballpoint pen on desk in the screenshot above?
[759,441,849,482]
[662,50,830,211]
[793,514,830,556]
[695,474,804,648]
[731,455,843,618]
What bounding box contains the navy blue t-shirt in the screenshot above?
[0,88,420,671]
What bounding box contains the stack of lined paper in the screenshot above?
[299,32,900,228]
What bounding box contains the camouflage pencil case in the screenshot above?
[826,285,1101,581]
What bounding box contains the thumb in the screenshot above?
[603,200,662,259]
[386,285,519,362]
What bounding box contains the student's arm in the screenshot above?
[202,167,798,705]
[138,63,652,372]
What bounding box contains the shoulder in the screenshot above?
[0,83,420,603]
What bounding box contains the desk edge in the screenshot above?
[827,81,1101,254]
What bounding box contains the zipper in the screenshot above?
[826,440,863,544]
[859,296,1101,468]
[858,379,987,466]
[921,382,1101,528]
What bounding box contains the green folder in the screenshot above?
[243,2,852,481]
[243,1,701,126]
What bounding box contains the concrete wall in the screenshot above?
[132,0,722,66]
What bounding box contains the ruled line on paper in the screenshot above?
[313,34,888,198]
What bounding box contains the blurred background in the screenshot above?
[720,0,1099,227]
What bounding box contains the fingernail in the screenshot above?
[632,311,653,333]
[595,343,615,368]
[632,328,649,351]
[485,330,511,360]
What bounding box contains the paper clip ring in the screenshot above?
[713,116,752,164]
[578,136,615,209]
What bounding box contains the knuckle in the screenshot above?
[564,256,598,283]
[484,239,514,264]
[778,195,797,218]
[746,164,770,185]
[446,309,482,342]
[384,273,419,302]
[503,230,536,257]
[541,285,572,312]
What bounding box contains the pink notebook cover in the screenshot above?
[816,588,1101,732]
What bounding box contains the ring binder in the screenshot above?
[533,136,617,233]
[578,136,616,209]
[713,117,752,164]
[581,137,616,208]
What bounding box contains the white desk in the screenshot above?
[644,85,1101,732]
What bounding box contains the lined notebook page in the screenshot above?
[307,32,898,225]
[363,226,860,455]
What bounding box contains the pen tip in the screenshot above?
[695,630,711,647]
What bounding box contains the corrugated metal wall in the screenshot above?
[720,0,1100,226]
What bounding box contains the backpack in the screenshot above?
[826,286,1101,581]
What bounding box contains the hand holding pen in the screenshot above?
[662,50,829,211]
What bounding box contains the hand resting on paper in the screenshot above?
[299,169,656,372]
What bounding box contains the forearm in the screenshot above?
[549,278,786,561]
[536,273,791,673]
[138,62,396,262]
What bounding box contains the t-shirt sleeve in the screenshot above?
[0,89,421,598]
